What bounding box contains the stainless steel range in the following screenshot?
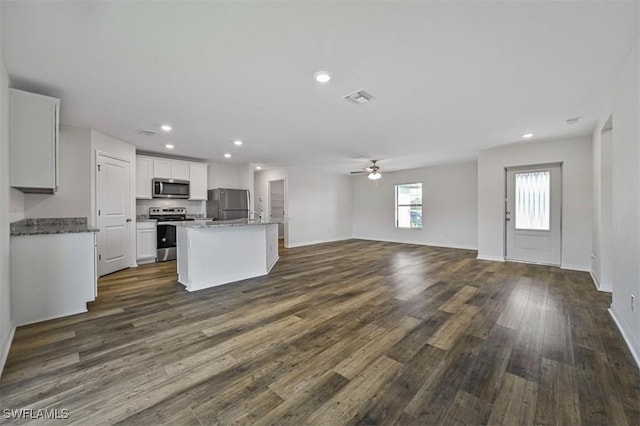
[149,207,194,261]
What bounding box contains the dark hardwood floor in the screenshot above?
[1,239,638,425]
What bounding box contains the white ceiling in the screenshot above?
[1,1,638,173]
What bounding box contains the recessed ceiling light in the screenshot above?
[233,140,243,146]
[161,125,172,132]
[522,133,534,139]
[255,166,262,170]
[314,71,332,83]
[165,144,174,149]
[224,153,231,159]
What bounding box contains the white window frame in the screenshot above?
[395,182,423,229]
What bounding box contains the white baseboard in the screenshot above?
[560,263,590,272]
[285,236,352,248]
[181,268,268,292]
[15,308,88,327]
[267,256,279,273]
[609,305,640,369]
[476,254,505,262]
[352,236,478,251]
[0,325,16,376]
[590,270,601,290]
[588,270,613,293]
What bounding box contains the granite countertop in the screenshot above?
[136,216,157,223]
[174,219,279,228]
[11,218,99,236]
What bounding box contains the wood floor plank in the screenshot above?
[440,285,478,313]
[306,355,402,425]
[462,324,516,402]
[404,333,485,422]
[254,370,350,426]
[487,372,538,426]
[0,239,636,425]
[426,304,479,350]
[359,343,446,425]
[333,315,420,379]
[441,390,493,425]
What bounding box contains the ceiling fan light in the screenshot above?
[368,172,382,180]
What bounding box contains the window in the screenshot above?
[395,183,422,229]
[515,171,550,230]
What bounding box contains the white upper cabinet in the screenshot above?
[135,156,153,199]
[152,158,189,180]
[153,158,172,179]
[10,89,60,193]
[189,163,208,200]
[171,160,190,181]
[136,154,207,200]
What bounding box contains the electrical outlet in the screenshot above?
[632,295,636,312]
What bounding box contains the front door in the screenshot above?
[505,164,561,266]
[97,154,132,276]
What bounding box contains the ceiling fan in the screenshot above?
[350,160,382,180]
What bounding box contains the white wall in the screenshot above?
[600,130,613,291]
[23,125,91,219]
[91,130,137,268]
[207,161,246,190]
[254,167,353,248]
[0,32,14,375]
[9,188,23,223]
[593,42,640,365]
[477,136,592,270]
[352,161,478,250]
[286,167,353,248]
[591,127,614,291]
[136,199,205,216]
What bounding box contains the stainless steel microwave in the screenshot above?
[152,178,190,199]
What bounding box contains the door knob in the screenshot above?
[505,211,511,215]
[506,217,511,221]
[126,218,132,222]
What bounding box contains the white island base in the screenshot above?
[176,222,279,292]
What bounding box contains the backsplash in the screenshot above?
[136,199,206,216]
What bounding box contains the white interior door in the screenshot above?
[269,179,285,239]
[506,164,561,265]
[97,154,132,276]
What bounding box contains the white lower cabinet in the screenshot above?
[137,221,157,264]
[11,232,97,326]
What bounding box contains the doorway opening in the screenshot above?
[268,179,285,243]
[505,163,562,266]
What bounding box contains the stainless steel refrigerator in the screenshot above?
[207,188,249,220]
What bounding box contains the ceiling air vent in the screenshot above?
[343,89,373,105]
[137,129,157,136]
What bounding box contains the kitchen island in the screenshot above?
[175,219,279,292]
